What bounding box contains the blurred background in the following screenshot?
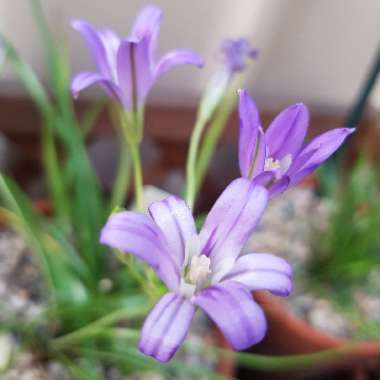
[2,0,380,111]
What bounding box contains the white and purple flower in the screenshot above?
[100,178,292,362]
[71,5,203,110]
[238,89,355,197]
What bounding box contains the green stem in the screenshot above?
[115,107,145,211]
[195,90,236,196]
[53,323,357,374]
[185,117,207,210]
[41,119,69,226]
[50,305,150,351]
[113,249,159,300]
[110,139,131,209]
[129,141,144,211]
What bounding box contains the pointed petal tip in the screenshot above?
[344,127,356,135]
[289,102,309,114]
[138,4,162,17]
[195,56,205,68]
[71,19,88,31]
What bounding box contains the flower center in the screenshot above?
[179,235,212,298]
[187,255,211,285]
[264,154,293,179]
[264,157,281,171]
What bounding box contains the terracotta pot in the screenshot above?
[234,176,380,379]
[238,291,380,380]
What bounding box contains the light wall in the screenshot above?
[1,0,379,114]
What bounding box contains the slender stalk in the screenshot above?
[53,323,356,374]
[110,140,131,209]
[50,305,150,350]
[41,120,69,226]
[129,141,144,211]
[195,89,236,196]
[185,117,207,210]
[113,106,145,211]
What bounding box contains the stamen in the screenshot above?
[264,157,281,171]
[187,255,211,285]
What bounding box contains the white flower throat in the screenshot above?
[180,235,211,298]
[264,154,293,179]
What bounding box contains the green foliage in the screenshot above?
[0,0,152,376]
[311,158,380,293]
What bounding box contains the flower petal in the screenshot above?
[194,281,267,350]
[139,292,195,362]
[268,175,290,198]
[149,196,196,268]
[199,178,268,276]
[238,90,266,179]
[116,38,153,109]
[99,211,179,290]
[221,253,292,296]
[98,28,120,77]
[288,127,355,185]
[265,103,309,160]
[71,71,122,101]
[156,49,204,78]
[130,5,162,58]
[71,20,112,78]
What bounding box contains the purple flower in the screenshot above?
[238,90,355,197]
[71,5,203,109]
[221,38,258,74]
[198,38,257,122]
[100,178,292,362]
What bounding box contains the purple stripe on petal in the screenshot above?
[99,211,180,291]
[116,40,134,109]
[288,127,355,186]
[116,38,153,109]
[139,292,195,362]
[199,178,268,274]
[149,196,196,268]
[221,253,292,296]
[195,281,267,350]
[155,49,204,78]
[265,103,309,160]
[71,20,112,78]
[238,90,266,179]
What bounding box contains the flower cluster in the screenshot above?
[72,3,354,364]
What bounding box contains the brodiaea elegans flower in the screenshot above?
[238,89,355,197]
[100,178,292,362]
[71,5,203,110]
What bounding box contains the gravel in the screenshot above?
[245,186,380,340]
[0,187,219,379]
